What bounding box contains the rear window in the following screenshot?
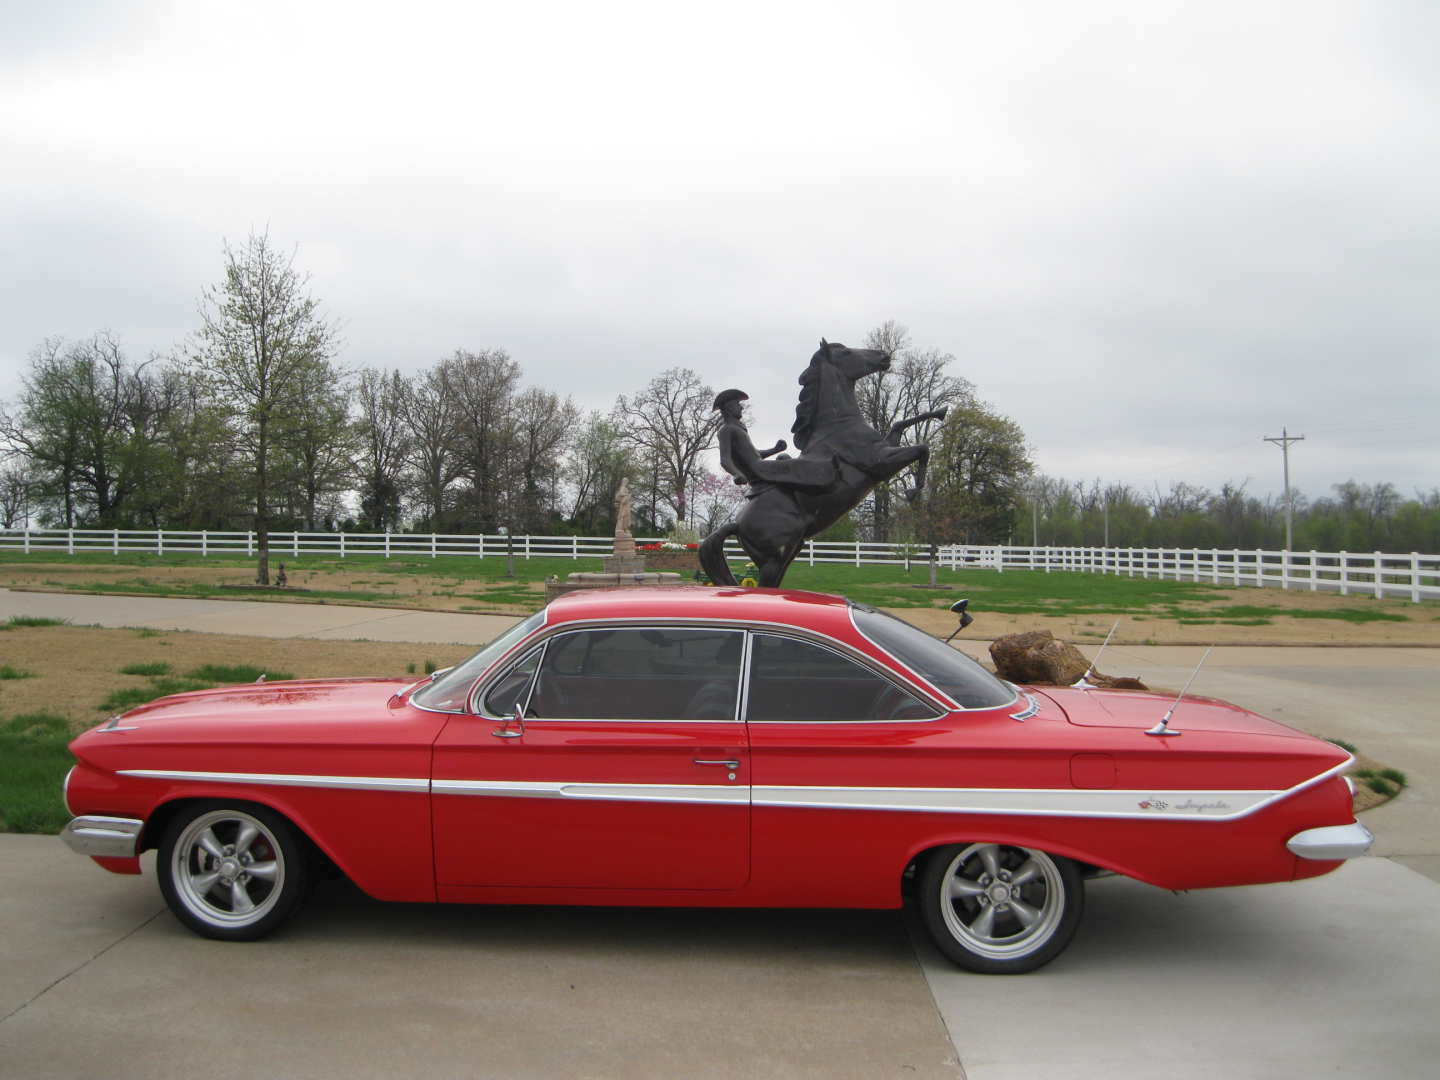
[850,606,1015,710]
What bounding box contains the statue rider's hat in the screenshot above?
[713,388,748,411]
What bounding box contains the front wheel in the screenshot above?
[158,802,309,941]
[918,843,1083,974]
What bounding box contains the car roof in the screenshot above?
[545,585,855,633]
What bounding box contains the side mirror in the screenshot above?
[492,702,526,740]
[945,598,974,642]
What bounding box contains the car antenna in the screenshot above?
[1072,620,1120,688]
[1146,645,1213,737]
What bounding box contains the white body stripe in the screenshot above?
[117,757,1350,822]
[117,769,428,793]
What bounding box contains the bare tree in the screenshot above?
[355,369,412,530]
[0,461,32,528]
[612,367,717,528]
[510,386,578,533]
[445,348,520,531]
[855,321,976,540]
[402,362,462,529]
[193,232,339,584]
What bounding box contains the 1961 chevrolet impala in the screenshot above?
[61,586,1371,973]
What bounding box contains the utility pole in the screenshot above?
[1263,428,1305,550]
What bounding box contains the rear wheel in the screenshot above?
[158,803,309,941]
[918,842,1082,974]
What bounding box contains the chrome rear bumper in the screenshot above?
[61,816,144,858]
[1287,821,1374,861]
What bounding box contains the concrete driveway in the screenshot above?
[2,590,1437,1077]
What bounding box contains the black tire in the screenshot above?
[917,842,1083,974]
[157,801,310,941]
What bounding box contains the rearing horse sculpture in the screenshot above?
[699,339,947,588]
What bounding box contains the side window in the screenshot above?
[530,628,743,720]
[746,633,935,722]
[481,645,543,717]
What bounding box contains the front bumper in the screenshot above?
[60,816,144,858]
[1287,821,1374,861]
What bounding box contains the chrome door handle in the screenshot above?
[693,759,740,769]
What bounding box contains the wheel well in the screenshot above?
[140,797,332,873]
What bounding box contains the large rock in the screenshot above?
[987,631,1148,689]
[989,631,1090,685]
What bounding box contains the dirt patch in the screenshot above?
[0,625,474,733]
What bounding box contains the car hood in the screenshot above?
[1035,686,1312,739]
[99,678,410,732]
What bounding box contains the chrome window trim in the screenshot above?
[62,765,76,816]
[411,608,550,716]
[470,622,751,723]
[743,630,943,725]
[476,640,549,719]
[848,604,1020,714]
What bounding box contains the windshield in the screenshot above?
[850,605,1016,710]
[412,609,548,712]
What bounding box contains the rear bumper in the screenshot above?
[1287,821,1374,861]
[60,816,144,858]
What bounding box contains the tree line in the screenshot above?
[1021,476,1440,554]
[0,236,1031,580]
[6,233,1425,570]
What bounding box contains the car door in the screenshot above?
[432,625,750,890]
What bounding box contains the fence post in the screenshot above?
[113,528,119,555]
[67,528,74,555]
[247,531,254,557]
[431,533,437,559]
[572,536,578,560]
[1412,553,1421,603]
[1281,548,1290,590]
[24,529,30,554]
[525,535,531,560]
[1252,549,1261,588]
[293,532,299,557]
[1310,551,1318,591]
[479,533,485,558]
[202,531,208,558]
[1339,551,1348,595]
[157,530,163,556]
[1373,551,1383,599]
[854,541,860,567]
[339,531,345,558]
[384,531,391,559]
[808,540,815,567]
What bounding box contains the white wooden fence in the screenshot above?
[2,528,1436,602]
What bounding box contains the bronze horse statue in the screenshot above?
[699,340,947,588]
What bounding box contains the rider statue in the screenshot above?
[714,389,837,497]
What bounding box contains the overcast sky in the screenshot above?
[3,0,1436,502]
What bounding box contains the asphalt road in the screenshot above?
[2,589,1437,1078]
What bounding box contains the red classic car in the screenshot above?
[61,586,1370,973]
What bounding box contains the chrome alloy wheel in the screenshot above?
[170,809,285,930]
[921,842,1083,973]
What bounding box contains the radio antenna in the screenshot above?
[1146,646,1213,737]
[1073,621,1120,688]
